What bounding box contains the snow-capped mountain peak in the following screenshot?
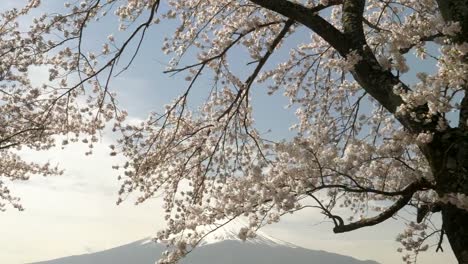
[197,220,297,248]
[146,219,298,248]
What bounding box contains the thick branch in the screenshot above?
[341,0,445,133]
[342,0,366,47]
[249,0,402,112]
[341,1,405,118]
[249,0,350,55]
[250,0,442,133]
[333,179,427,233]
[333,193,411,233]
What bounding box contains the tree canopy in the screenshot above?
[1,0,467,263]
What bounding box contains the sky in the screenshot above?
[0,1,458,264]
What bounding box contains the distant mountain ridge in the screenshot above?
[31,225,379,264]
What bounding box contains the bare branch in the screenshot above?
[333,179,429,233]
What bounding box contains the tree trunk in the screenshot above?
[427,129,468,263]
[431,2,468,262]
[441,204,468,263]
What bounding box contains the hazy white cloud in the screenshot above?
[1,138,165,264]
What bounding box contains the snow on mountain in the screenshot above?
[30,223,380,264]
[196,219,297,248]
[129,220,296,249]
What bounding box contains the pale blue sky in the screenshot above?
[0,1,457,264]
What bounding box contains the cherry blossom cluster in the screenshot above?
[439,193,468,211]
[0,0,128,210]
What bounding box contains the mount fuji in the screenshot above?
[31,224,379,264]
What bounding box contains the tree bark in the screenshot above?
[441,204,468,263]
[433,2,468,262]
[427,129,468,263]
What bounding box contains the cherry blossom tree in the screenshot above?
[2,0,468,263]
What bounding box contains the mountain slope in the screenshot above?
[30,239,165,264]
[181,240,379,264]
[31,236,379,264]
